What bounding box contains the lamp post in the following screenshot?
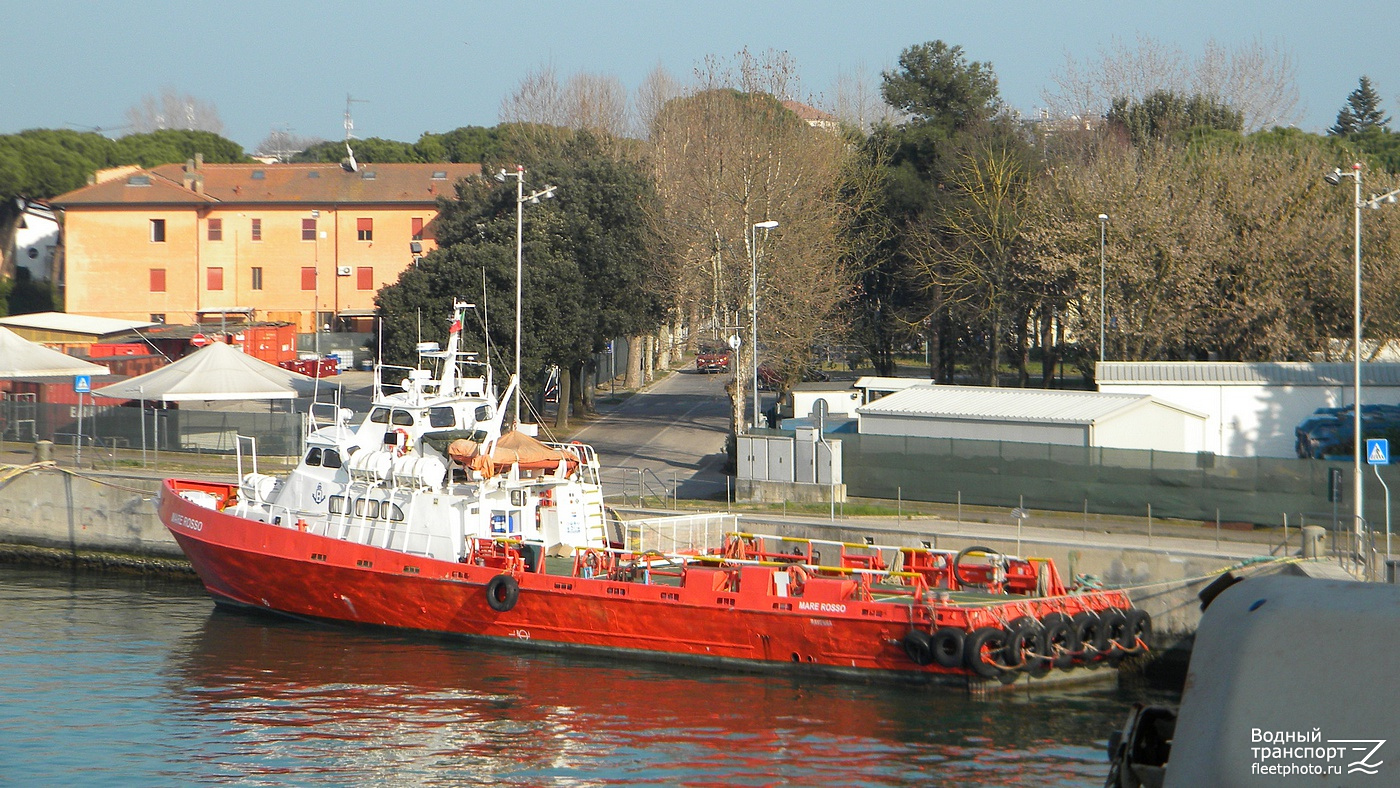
[750,220,779,432]
[496,166,557,426]
[1097,214,1109,365]
[1324,162,1400,573]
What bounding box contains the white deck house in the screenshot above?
[1096,361,1400,458]
[855,385,1209,453]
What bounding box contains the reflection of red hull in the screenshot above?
[159,479,1134,686]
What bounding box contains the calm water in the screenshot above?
[0,565,1176,786]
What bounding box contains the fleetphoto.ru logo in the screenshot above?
[1251,728,1386,777]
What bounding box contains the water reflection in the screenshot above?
[0,567,1173,786]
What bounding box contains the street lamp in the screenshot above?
[1324,162,1400,571]
[750,220,779,432]
[1097,214,1109,365]
[496,166,557,427]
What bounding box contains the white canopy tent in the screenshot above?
[0,326,110,379]
[90,341,316,402]
[90,342,342,465]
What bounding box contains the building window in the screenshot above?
[150,268,166,292]
[207,218,222,241]
[357,218,373,241]
[207,267,224,291]
[150,314,165,324]
[411,217,424,240]
[150,219,166,243]
[251,218,262,241]
[357,267,373,291]
[251,267,263,290]
[302,218,316,241]
[301,267,316,290]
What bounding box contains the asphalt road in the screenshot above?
[569,368,757,502]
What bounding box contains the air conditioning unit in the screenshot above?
[336,266,352,276]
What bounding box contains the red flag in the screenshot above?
[449,318,462,333]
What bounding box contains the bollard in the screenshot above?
[1300,525,1326,559]
[34,439,53,463]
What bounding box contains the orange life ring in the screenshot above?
[392,428,411,456]
[786,564,809,595]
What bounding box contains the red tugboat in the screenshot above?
[159,303,1149,686]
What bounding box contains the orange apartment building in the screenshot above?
[49,157,481,332]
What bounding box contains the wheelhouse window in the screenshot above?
[429,407,456,428]
[304,447,343,468]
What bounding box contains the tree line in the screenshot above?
[5,40,1400,423]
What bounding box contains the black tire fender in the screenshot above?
[1071,611,1107,665]
[903,629,935,666]
[930,627,966,669]
[1039,612,1080,671]
[485,574,520,613]
[1004,616,1045,671]
[1121,608,1152,654]
[963,626,1011,679]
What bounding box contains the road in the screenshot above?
[570,368,760,502]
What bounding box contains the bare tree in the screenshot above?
[826,63,904,132]
[1195,38,1302,130]
[501,63,629,138]
[499,62,568,127]
[123,87,225,134]
[648,49,852,434]
[254,128,324,161]
[633,63,682,139]
[1043,35,1300,131]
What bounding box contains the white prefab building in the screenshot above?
[1096,361,1400,458]
[855,385,1208,452]
[785,376,927,420]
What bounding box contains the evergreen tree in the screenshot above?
[1330,76,1391,135]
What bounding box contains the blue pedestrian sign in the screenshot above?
[73,375,91,394]
[1367,438,1390,466]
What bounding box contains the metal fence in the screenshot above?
[838,433,1395,527]
[2,399,303,461]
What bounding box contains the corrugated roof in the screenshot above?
[51,162,482,207]
[1097,361,1400,386]
[856,384,1190,424]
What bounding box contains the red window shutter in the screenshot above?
[207,267,223,291]
[301,267,316,290]
[150,268,166,292]
[357,218,373,232]
[302,219,316,241]
[208,218,222,241]
[411,217,424,239]
[357,267,373,290]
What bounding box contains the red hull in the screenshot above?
[158,479,1135,685]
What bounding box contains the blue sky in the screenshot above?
[4,1,1397,151]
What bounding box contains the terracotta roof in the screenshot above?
[51,162,482,207]
[781,100,838,124]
